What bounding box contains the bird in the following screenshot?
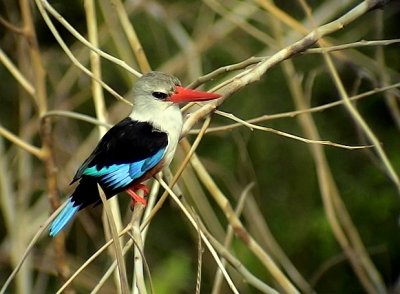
[49,71,221,237]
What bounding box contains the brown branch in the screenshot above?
[130,199,147,293]
[34,0,133,106]
[214,110,373,150]
[278,2,387,290]
[109,0,151,72]
[38,0,141,77]
[156,176,240,294]
[320,41,391,293]
[97,184,129,294]
[188,81,400,135]
[19,0,71,291]
[0,48,35,96]
[187,57,265,89]
[0,125,43,159]
[182,0,391,135]
[183,141,299,293]
[0,16,26,34]
[304,38,400,54]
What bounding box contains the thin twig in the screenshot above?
[321,25,399,192]
[199,218,280,294]
[194,213,203,294]
[321,42,391,293]
[0,201,67,294]
[0,125,43,159]
[304,38,400,54]
[184,141,299,293]
[211,182,255,294]
[0,16,26,34]
[156,176,240,294]
[109,0,151,72]
[215,110,372,150]
[43,110,112,128]
[38,0,141,78]
[85,2,126,291]
[188,57,265,89]
[34,0,132,105]
[0,48,35,96]
[374,14,400,131]
[20,0,71,287]
[131,198,147,294]
[57,225,133,294]
[182,0,390,135]
[189,81,400,134]
[282,2,387,291]
[140,117,212,230]
[97,184,129,294]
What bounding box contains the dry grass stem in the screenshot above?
[0,48,35,96]
[278,4,387,290]
[215,110,373,150]
[304,38,400,53]
[0,125,43,159]
[97,184,129,294]
[190,81,400,135]
[156,176,240,294]
[195,214,203,294]
[200,221,280,294]
[57,225,133,293]
[43,111,112,129]
[322,43,400,191]
[184,142,299,293]
[139,117,212,230]
[37,0,141,78]
[0,202,67,294]
[34,0,132,105]
[320,51,390,293]
[109,0,151,72]
[1,0,398,292]
[211,182,255,294]
[131,200,147,294]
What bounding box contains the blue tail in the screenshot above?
[49,198,81,237]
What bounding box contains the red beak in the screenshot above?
[169,86,221,103]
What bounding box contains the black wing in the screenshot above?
[72,117,168,183]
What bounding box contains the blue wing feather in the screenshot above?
[49,118,169,237]
[83,164,120,177]
[103,167,132,189]
[140,148,165,172]
[49,147,166,237]
[49,198,80,237]
[72,118,168,182]
[82,147,166,191]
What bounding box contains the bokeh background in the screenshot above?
[1,0,400,293]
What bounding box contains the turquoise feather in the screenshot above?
[82,147,165,189]
[49,199,80,237]
[49,147,166,236]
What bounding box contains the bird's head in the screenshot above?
[132,72,221,108]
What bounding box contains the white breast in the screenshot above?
[129,99,183,167]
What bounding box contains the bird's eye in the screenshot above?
[152,92,168,100]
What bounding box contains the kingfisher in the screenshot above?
[49,71,221,237]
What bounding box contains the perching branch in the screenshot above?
[182,0,391,134]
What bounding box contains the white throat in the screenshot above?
[129,98,183,166]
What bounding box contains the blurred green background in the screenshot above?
[1,0,400,293]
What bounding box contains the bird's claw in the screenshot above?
[126,185,149,210]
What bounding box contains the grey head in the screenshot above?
[132,71,182,102]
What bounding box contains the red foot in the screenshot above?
[126,184,149,209]
[134,184,150,196]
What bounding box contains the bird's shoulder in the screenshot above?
[71,117,168,183]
